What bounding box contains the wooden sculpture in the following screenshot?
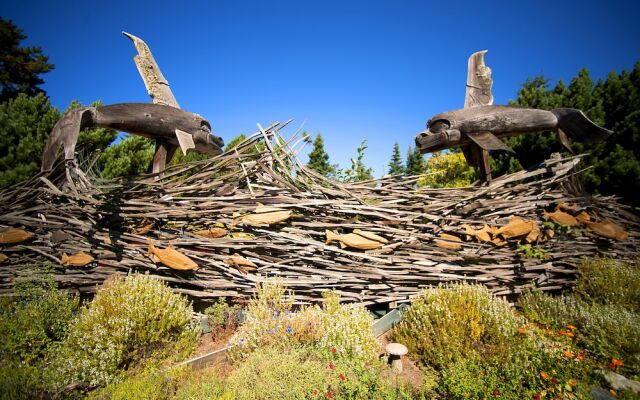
[415,50,612,181]
[41,32,224,174]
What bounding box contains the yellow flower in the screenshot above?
[566,324,577,331]
[568,379,577,387]
[540,371,549,380]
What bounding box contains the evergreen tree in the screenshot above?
[491,64,640,205]
[405,146,425,176]
[0,19,54,102]
[387,142,404,175]
[0,93,58,186]
[306,133,334,176]
[99,135,155,179]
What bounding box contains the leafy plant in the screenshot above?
[575,257,640,311]
[227,346,335,400]
[228,281,377,364]
[517,243,548,260]
[52,273,197,387]
[204,297,241,334]
[0,269,79,399]
[393,282,523,369]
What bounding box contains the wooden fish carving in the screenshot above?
[462,224,492,242]
[224,253,257,273]
[0,253,7,263]
[132,222,155,235]
[544,210,578,226]
[193,227,228,238]
[238,204,292,226]
[585,220,628,241]
[495,217,536,240]
[61,251,95,267]
[435,233,462,250]
[325,229,388,250]
[0,228,34,244]
[147,239,198,271]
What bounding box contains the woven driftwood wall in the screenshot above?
[1,121,638,305]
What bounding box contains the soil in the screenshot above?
[377,332,426,390]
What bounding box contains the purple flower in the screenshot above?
[287,325,293,334]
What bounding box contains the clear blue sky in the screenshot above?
[3,0,640,176]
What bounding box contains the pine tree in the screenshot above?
[99,135,155,179]
[0,93,58,186]
[405,146,425,176]
[387,142,404,175]
[0,18,54,102]
[307,133,334,176]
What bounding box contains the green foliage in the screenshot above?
[99,135,155,179]
[338,139,374,182]
[494,64,640,205]
[387,142,405,175]
[0,269,79,399]
[405,145,425,176]
[53,273,197,387]
[228,281,377,364]
[517,243,548,260]
[307,133,335,177]
[575,257,640,311]
[0,18,54,102]
[204,297,241,332]
[419,151,475,188]
[0,93,59,186]
[393,282,522,369]
[519,291,640,376]
[227,347,335,400]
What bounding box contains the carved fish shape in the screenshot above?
[61,251,95,267]
[193,227,228,238]
[585,220,628,241]
[435,233,462,250]
[224,253,257,273]
[0,253,7,263]
[238,205,292,226]
[495,217,536,239]
[462,224,492,242]
[544,210,578,226]
[147,239,197,271]
[575,211,591,224]
[0,228,34,244]
[325,229,388,250]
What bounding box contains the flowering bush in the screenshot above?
[52,273,197,387]
[227,347,334,400]
[574,257,640,311]
[519,289,640,376]
[228,280,378,363]
[394,282,523,368]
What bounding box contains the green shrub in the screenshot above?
[228,281,377,363]
[53,273,197,387]
[575,257,640,311]
[519,290,640,376]
[0,272,79,399]
[227,346,335,400]
[394,282,522,369]
[204,297,241,335]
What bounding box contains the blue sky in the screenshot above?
[3,0,640,176]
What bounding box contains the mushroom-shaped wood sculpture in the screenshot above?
[385,342,408,373]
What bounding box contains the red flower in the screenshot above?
[364,362,370,369]
[339,372,346,381]
[332,346,337,354]
[535,394,541,400]
[551,377,558,385]
[492,388,500,396]
[327,390,333,399]
[328,361,335,370]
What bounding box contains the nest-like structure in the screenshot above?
[1,121,638,305]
